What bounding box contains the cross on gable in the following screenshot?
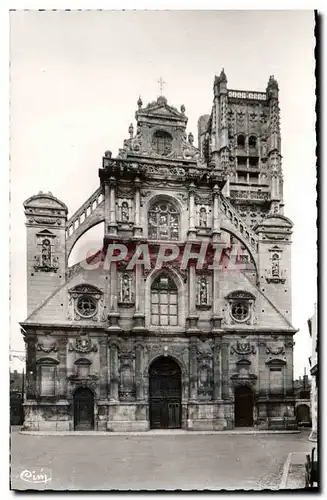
[157,77,166,95]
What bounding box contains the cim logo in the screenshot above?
[20,468,52,485]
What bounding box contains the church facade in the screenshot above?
[21,71,297,432]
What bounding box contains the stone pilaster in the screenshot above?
[212,337,222,400]
[133,263,145,331]
[108,261,120,330]
[58,337,68,399]
[135,341,144,400]
[109,341,119,401]
[25,335,37,400]
[258,339,268,399]
[211,185,220,241]
[99,338,109,399]
[104,181,110,232]
[221,340,230,400]
[189,339,198,400]
[285,338,294,397]
[187,264,198,331]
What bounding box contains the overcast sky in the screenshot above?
[10,10,316,376]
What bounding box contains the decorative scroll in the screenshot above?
[230,340,256,356]
[36,342,58,354]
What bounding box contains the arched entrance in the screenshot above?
[296,404,311,426]
[73,388,94,430]
[149,357,181,429]
[234,386,254,427]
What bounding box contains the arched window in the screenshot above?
[151,130,173,156]
[148,201,179,240]
[237,134,245,148]
[249,135,257,149]
[151,274,178,326]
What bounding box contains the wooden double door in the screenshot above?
[234,386,254,427]
[149,357,182,429]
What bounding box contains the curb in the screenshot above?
[18,430,301,437]
[279,452,292,489]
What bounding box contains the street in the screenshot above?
[10,428,312,491]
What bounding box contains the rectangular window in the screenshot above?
[269,368,284,395]
[40,365,55,396]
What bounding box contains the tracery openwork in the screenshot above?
[148,201,179,241]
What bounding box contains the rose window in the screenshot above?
[76,296,97,318]
[231,302,249,322]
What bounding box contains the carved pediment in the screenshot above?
[140,98,187,122]
[69,284,103,296]
[24,193,68,212]
[265,358,286,366]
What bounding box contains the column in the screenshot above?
[135,341,144,400]
[189,340,198,400]
[99,339,109,399]
[58,337,68,399]
[285,340,294,397]
[187,182,196,239]
[187,265,198,331]
[109,342,119,401]
[212,337,222,400]
[212,184,220,241]
[221,340,230,400]
[104,181,110,232]
[133,176,142,238]
[108,261,120,328]
[108,177,117,236]
[133,263,145,329]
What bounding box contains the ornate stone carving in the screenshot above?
[196,275,211,309]
[36,342,58,353]
[266,345,285,356]
[265,247,286,283]
[181,133,200,160]
[34,231,59,273]
[230,340,256,355]
[69,337,97,354]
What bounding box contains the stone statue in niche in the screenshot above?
[121,273,132,303]
[199,277,208,305]
[272,253,280,277]
[41,239,51,267]
[199,207,207,227]
[121,201,129,222]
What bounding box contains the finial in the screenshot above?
[180,104,185,114]
[38,190,43,195]
[128,123,134,138]
[220,67,227,83]
[267,75,279,90]
[104,150,112,158]
[137,95,143,109]
[188,132,194,145]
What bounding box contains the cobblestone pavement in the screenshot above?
[10,428,312,491]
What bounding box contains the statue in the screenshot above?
[121,201,129,222]
[41,239,51,267]
[122,274,131,302]
[199,277,208,305]
[199,207,207,227]
[272,254,280,277]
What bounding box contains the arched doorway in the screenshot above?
[296,404,311,427]
[73,388,94,430]
[149,357,182,429]
[234,386,254,427]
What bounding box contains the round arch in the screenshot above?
[142,193,186,241]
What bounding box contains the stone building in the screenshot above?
[21,70,297,431]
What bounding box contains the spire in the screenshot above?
[137,95,143,109]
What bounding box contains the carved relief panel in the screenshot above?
[265,246,286,284]
[195,193,212,230]
[34,229,59,272]
[119,348,136,401]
